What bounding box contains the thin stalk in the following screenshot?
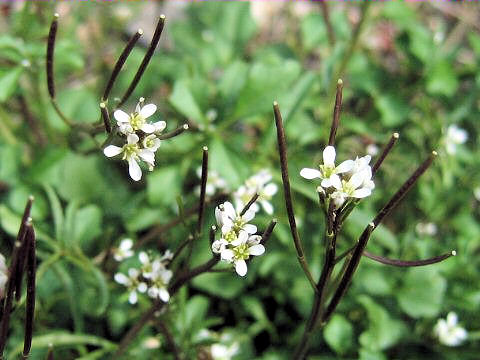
[46,13,58,99]
[119,15,166,106]
[239,193,259,217]
[363,250,456,267]
[260,219,277,246]
[197,147,208,234]
[99,102,112,134]
[102,29,143,102]
[157,124,189,140]
[169,236,192,265]
[328,79,343,146]
[273,101,317,292]
[371,132,399,176]
[22,226,36,359]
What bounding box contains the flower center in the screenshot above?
[342,180,355,196]
[130,113,145,131]
[233,243,249,260]
[123,143,139,160]
[232,217,245,233]
[320,164,335,178]
[224,231,237,243]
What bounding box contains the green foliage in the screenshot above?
[0,2,478,359]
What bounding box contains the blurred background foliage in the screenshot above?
[0,1,479,359]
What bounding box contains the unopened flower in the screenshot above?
[300,146,354,188]
[219,231,265,276]
[0,254,7,300]
[366,144,379,157]
[114,98,165,135]
[445,125,467,155]
[434,312,468,346]
[103,133,155,181]
[114,268,147,304]
[196,167,228,196]
[113,238,134,262]
[234,170,278,215]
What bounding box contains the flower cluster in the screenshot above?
[234,170,278,215]
[103,98,166,181]
[212,202,265,276]
[300,146,374,209]
[434,312,468,346]
[114,250,173,304]
[445,124,467,155]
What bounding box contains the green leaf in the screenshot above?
[426,60,459,97]
[57,88,98,124]
[147,166,180,206]
[359,348,387,360]
[397,267,446,318]
[324,314,354,355]
[219,60,249,100]
[184,295,210,329]
[209,137,245,187]
[358,295,405,351]
[0,67,22,102]
[72,205,102,247]
[375,94,409,127]
[301,14,327,50]
[8,332,115,358]
[192,272,246,300]
[169,80,206,124]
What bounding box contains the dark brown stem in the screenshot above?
[46,13,58,99]
[46,345,54,360]
[363,250,456,267]
[102,29,143,101]
[372,151,437,227]
[197,147,208,234]
[22,226,36,359]
[156,321,181,360]
[99,102,112,134]
[328,79,343,146]
[169,257,219,294]
[372,132,399,177]
[260,219,277,246]
[157,124,189,140]
[239,193,259,217]
[119,15,166,106]
[273,101,317,292]
[319,1,335,46]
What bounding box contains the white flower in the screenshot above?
[415,222,438,236]
[114,268,147,304]
[215,201,257,239]
[234,170,278,215]
[0,254,7,300]
[142,134,161,152]
[474,187,480,202]
[330,168,373,206]
[196,167,228,196]
[146,259,172,302]
[220,231,265,277]
[300,146,354,189]
[211,342,240,360]
[434,312,468,346]
[445,125,468,155]
[103,133,155,181]
[113,238,134,262]
[114,98,165,135]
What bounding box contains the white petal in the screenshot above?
[137,283,148,293]
[141,123,156,134]
[128,158,142,181]
[352,188,371,198]
[103,145,123,158]
[232,231,248,246]
[120,239,133,250]
[140,104,157,118]
[249,244,265,256]
[235,260,247,276]
[261,200,274,215]
[114,273,129,285]
[350,170,367,188]
[263,183,278,196]
[323,146,336,166]
[223,202,237,219]
[127,133,139,144]
[159,288,170,302]
[242,209,255,222]
[114,110,130,123]
[328,174,342,190]
[248,235,262,245]
[336,159,354,173]
[243,224,257,234]
[139,252,149,264]
[138,149,155,164]
[153,121,166,132]
[300,168,321,180]
[221,249,234,262]
[128,291,138,304]
[211,240,225,254]
[447,312,458,327]
[215,206,224,227]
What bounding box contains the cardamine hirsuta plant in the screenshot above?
[0,10,459,360]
